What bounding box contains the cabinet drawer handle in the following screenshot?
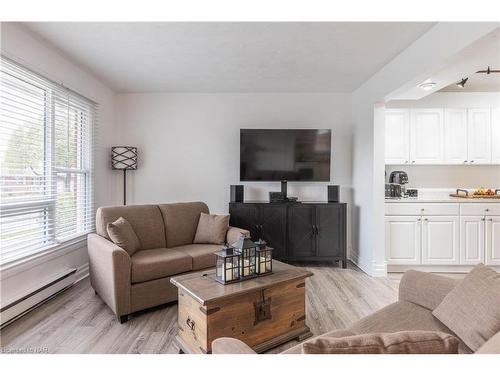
[186,317,195,331]
[424,218,428,221]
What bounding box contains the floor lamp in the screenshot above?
[111,146,138,205]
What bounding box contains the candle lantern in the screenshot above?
[232,235,258,280]
[214,245,240,284]
[255,239,273,275]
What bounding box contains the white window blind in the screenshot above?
[0,56,97,265]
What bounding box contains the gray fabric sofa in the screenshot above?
[88,201,248,323]
[212,270,500,354]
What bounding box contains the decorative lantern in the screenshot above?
[255,239,273,275]
[232,235,258,280]
[214,245,240,284]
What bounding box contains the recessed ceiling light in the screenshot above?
[418,82,436,91]
[456,77,468,88]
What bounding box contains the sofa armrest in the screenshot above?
[212,338,256,354]
[398,270,458,311]
[226,226,250,245]
[88,233,131,316]
[476,331,500,354]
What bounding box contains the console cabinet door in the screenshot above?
[444,108,468,164]
[259,204,287,260]
[229,204,260,241]
[385,109,410,165]
[287,205,315,258]
[422,216,460,265]
[486,216,500,265]
[410,108,444,164]
[315,205,345,258]
[385,216,421,265]
[467,108,491,164]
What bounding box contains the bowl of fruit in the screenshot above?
[472,187,500,197]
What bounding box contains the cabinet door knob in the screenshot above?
[481,217,486,221]
[411,161,415,164]
[464,160,468,163]
[424,218,428,221]
[405,160,409,164]
[417,218,421,221]
[470,160,474,163]
[485,209,490,212]
[489,218,493,222]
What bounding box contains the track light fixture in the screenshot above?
[476,66,500,74]
[456,77,468,88]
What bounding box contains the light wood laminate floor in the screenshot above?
[0,262,399,354]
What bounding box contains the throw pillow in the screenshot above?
[107,217,141,255]
[193,213,230,245]
[432,264,500,352]
[301,331,460,354]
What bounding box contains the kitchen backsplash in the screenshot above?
[385,165,500,188]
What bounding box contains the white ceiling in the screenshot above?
[23,22,435,93]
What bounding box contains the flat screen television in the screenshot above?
[240,129,331,181]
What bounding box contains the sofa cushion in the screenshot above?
[171,243,221,270]
[96,205,166,250]
[106,217,141,256]
[351,300,471,353]
[282,328,355,354]
[193,213,230,245]
[301,331,459,354]
[158,202,209,248]
[432,264,500,352]
[130,248,192,283]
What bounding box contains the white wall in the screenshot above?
[115,92,354,252]
[0,23,118,307]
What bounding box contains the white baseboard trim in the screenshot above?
[349,252,387,277]
[75,263,89,283]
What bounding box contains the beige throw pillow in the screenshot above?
[432,264,500,352]
[107,217,141,255]
[302,331,459,354]
[193,213,230,245]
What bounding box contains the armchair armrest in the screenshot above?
[212,338,256,354]
[88,233,131,316]
[399,270,457,310]
[226,226,250,245]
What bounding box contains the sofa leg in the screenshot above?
[118,315,129,324]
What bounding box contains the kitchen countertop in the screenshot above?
[385,197,500,203]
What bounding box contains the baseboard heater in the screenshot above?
[0,268,77,329]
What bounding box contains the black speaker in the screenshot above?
[281,180,287,199]
[230,185,244,202]
[328,185,339,202]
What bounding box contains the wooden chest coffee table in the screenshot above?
[170,260,313,354]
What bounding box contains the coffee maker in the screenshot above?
[389,171,409,197]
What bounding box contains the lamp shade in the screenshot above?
[111,146,138,170]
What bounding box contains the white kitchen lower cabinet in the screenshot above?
[486,216,500,265]
[460,216,485,265]
[385,216,421,265]
[422,216,460,265]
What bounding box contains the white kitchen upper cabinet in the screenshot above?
[485,216,500,266]
[410,109,444,164]
[385,109,410,164]
[491,108,500,164]
[460,216,485,265]
[385,216,421,265]
[467,108,492,164]
[422,216,460,265]
[444,108,468,164]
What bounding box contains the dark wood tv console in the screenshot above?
[229,201,347,267]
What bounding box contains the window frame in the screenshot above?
[0,58,96,268]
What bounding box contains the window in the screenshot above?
[0,57,97,265]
